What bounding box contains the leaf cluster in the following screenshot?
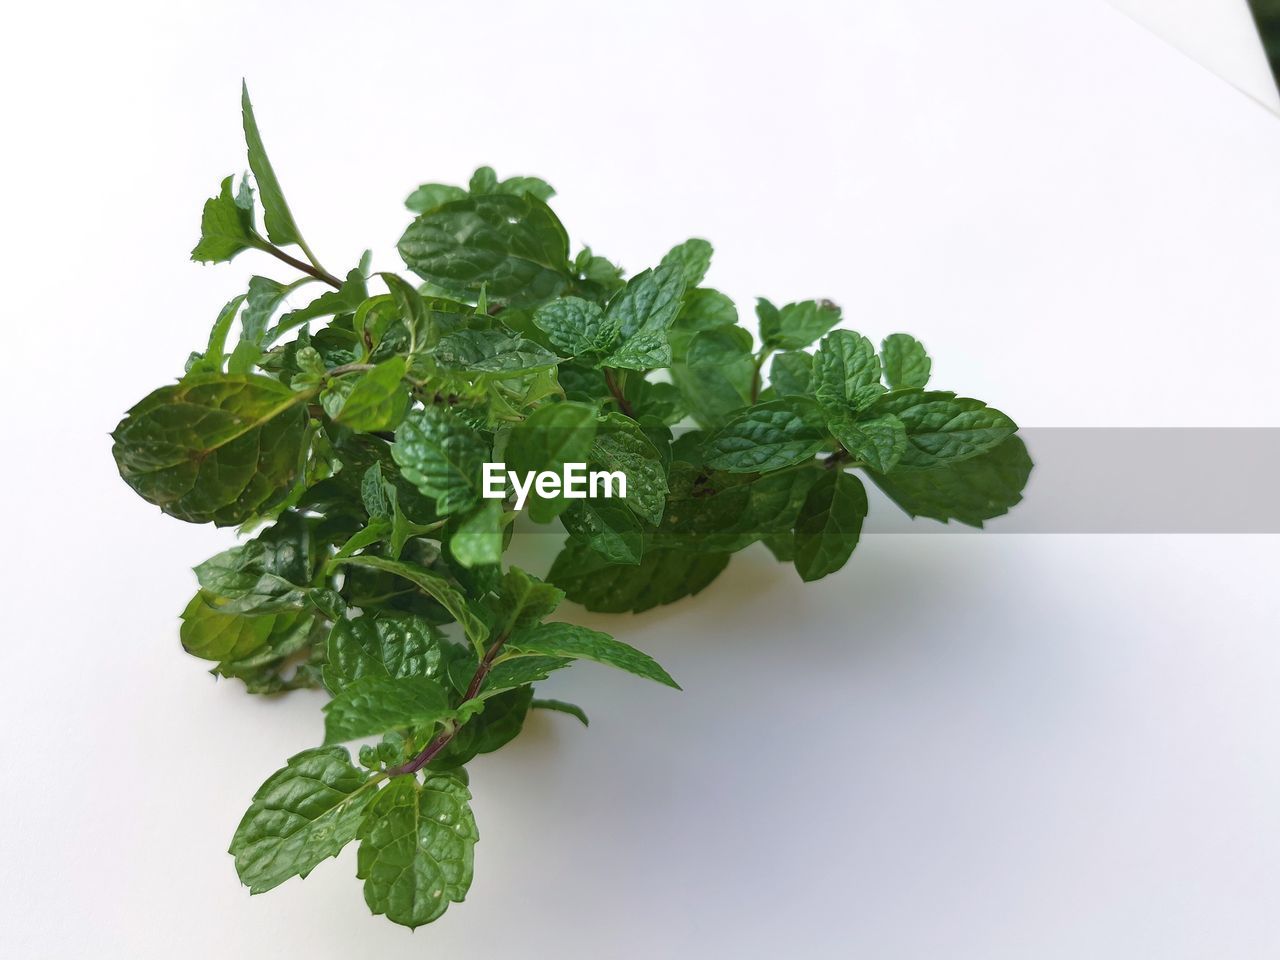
[112,86,1031,930]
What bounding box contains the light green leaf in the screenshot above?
[760,299,841,351]
[241,81,300,247]
[323,675,452,744]
[111,373,310,526]
[398,194,571,307]
[392,406,488,515]
[531,698,589,726]
[768,350,813,398]
[357,774,477,929]
[230,746,375,894]
[487,566,564,636]
[321,358,410,432]
[505,401,598,522]
[273,269,368,339]
[507,622,680,689]
[451,500,504,568]
[880,333,931,389]
[674,325,755,427]
[704,397,829,473]
[659,238,713,288]
[191,175,256,263]
[180,590,312,663]
[793,470,868,582]
[405,183,468,214]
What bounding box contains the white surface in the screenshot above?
[3,1,1279,957]
[1109,0,1280,112]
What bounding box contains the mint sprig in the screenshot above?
[111,84,1033,932]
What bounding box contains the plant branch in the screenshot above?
[603,368,634,417]
[388,630,512,777]
[252,234,343,289]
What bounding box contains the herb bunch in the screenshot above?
[111,85,1031,930]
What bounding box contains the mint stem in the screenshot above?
[388,631,511,777]
[253,235,343,289]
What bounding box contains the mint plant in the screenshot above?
[111,85,1031,930]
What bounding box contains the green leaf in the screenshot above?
[675,325,755,426]
[451,500,504,568]
[323,675,452,744]
[880,333,931,389]
[768,350,813,398]
[392,406,488,515]
[194,515,316,614]
[335,555,489,654]
[405,183,467,214]
[828,412,907,473]
[760,299,841,351]
[111,373,310,526]
[230,746,375,894]
[869,434,1032,526]
[243,276,310,345]
[432,686,533,767]
[356,774,477,929]
[321,358,410,432]
[480,656,572,697]
[504,401,598,522]
[241,81,300,247]
[532,296,619,360]
[191,175,257,263]
[487,566,564,636]
[273,269,369,339]
[398,194,571,307]
[793,470,868,582]
[591,413,669,524]
[561,499,644,564]
[495,174,555,201]
[548,538,730,613]
[600,266,687,370]
[180,590,313,664]
[531,698,589,726]
[704,397,829,473]
[431,329,560,379]
[323,614,444,694]
[871,390,1017,468]
[812,330,884,413]
[507,622,680,689]
[659,238,713,288]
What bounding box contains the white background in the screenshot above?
[3,1,1279,957]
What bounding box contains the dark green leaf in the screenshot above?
[230,746,375,894]
[335,555,489,653]
[392,406,488,515]
[507,622,679,689]
[869,434,1032,526]
[323,675,452,744]
[828,412,907,473]
[880,333,931,389]
[532,296,619,360]
[322,358,410,432]
[432,329,560,378]
[704,397,829,473]
[398,194,571,307]
[871,390,1017,468]
[659,238,713,288]
[112,374,310,526]
[793,470,867,582]
[600,266,686,370]
[561,499,644,564]
[549,538,730,613]
[812,330,883,413]
[591,413,668,524]
[356,774,477,929]
[323,614,444,694]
